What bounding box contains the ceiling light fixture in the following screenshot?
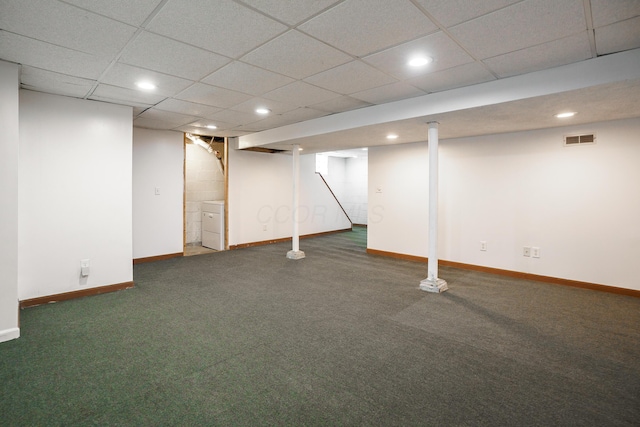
[386,134,398,140]
[408,56,433,67]
[255,108,271,115]
[135,81,156,90]
[206,124,218,129]
[555,112,576,118]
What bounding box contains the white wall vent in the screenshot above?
[564,133,596,146]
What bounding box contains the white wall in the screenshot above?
[344,156,368,225]
[228,142,351,247]
[369,142,429,256]
[323,155,368,225]
[18,91,133,300]
[325,156,347,201]
[0,61,20,343]
[368,118,640,290]
[185,142,225,244]
[133,128,184,259]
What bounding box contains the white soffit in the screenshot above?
[238,49,640,149]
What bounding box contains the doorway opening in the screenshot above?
[315,148,368,226]
[183,134,227,256]
[315,147,368,248]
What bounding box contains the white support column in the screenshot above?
[420,122,448,293]
[286,144,305,260]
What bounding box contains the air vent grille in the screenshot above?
[564,133,596,146]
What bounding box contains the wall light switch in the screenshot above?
[375,186,382,193]
[155,187,160,195]
[80,259,90,277]
[523,247,531,257]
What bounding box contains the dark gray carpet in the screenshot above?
[2,227,639,426]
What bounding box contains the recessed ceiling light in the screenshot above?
[206,124,217,129]
[555,112,576,118]
[135,81,156,90]
[256,108,271,115]
[386,134,399,140]
[408,56,433,67]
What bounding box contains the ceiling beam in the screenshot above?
[238,48,640,149]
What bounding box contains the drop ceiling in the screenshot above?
[1,0,639,152]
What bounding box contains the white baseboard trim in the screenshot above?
[0,327,20,343]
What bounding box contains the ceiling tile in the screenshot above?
[19,67,94,98]
[186,119,236,131]
[119,32,231,81]
[590,0,640,28]
[231,97,297,115]
[154,99,222,117]
[262,81,340,107]
[351,82,426,104]
[207,109,264,126]
[174,83,252,108]
[239,107,329,131]
[209,128,253,137]
[137,109,198,126]
[449,0,586,59]
[238,0,341,25]
[176,123,240,136]
[304,60,397,94]
[298,0,438,57]
[60,0,163,26]
[134,116,182,130]
[408,62,495,93]
[90,83,166,105]
[101,63,194,97]
[202,61,294,96]
[484,33,593,78]
[133,107,148,117]
[309,96,372,113]
[0,31,110,80]
[0,0,136,57]
[363,31,474,79]
[595,16,640,55]
[241,30,352,79]
[146,0,287,58]
[414,0,521,27]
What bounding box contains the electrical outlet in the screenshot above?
[480,241,487,251]
[523,247,531,257]
[531,247,540,258]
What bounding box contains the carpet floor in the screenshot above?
[2,227,639,426]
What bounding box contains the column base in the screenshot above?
[419,277,448,293]
[286,250,306,260]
